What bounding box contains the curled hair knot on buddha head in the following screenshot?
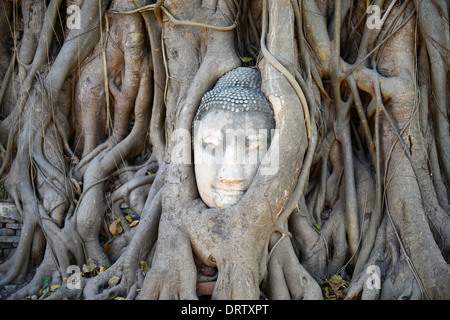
[194,67,273,124]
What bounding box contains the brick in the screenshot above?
[0,228,15,236]
[0,217,16,224]
[5,223,22,230]
[0,235,20,243]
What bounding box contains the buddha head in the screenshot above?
[193,67,274,208]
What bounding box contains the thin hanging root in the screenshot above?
[257,0,320,286]
[353,81,383,277]
[0,52,15,107]
[174,31,241,130]
[0,131,14,178]
[74,142,109,176]
[74,51,153,264]
[111,1,237,31]
[108,174,155,229]
[107,2,156,15]
[161,6,237,31]
[83,186,163,300]
[54,107,76,159]
[0,0,64,138]
[328,0,361,257]
[342,8,416,82]
[260,0,311,138]
[137,0,166,165]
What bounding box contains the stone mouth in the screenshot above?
[212,187,246,205]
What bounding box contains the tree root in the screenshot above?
[263,234,323,300]
[1,0,449,301]
[82,171,165,299]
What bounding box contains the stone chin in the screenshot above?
[210,187,245,208]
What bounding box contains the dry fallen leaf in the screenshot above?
[125,215,133,223]
[108,276,121,289]
[140,261,149,276]
[330,274,342,284]
[109,219,123,235]
[50,284,60,292]
[82,258,98,275]
[240,56,253,63]
[71,157,80,164]
[130,220,139,227]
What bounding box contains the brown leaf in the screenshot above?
[108,276,121,289]
[140,260,149,276]
[82,258,98,274]
[109,219,123,235]
[130,220,139,227]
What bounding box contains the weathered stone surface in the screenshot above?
[0,202,20,222]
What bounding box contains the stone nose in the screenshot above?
[218,163,245,183]
[218,141,245,183]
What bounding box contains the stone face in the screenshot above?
[193,67,275,208]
